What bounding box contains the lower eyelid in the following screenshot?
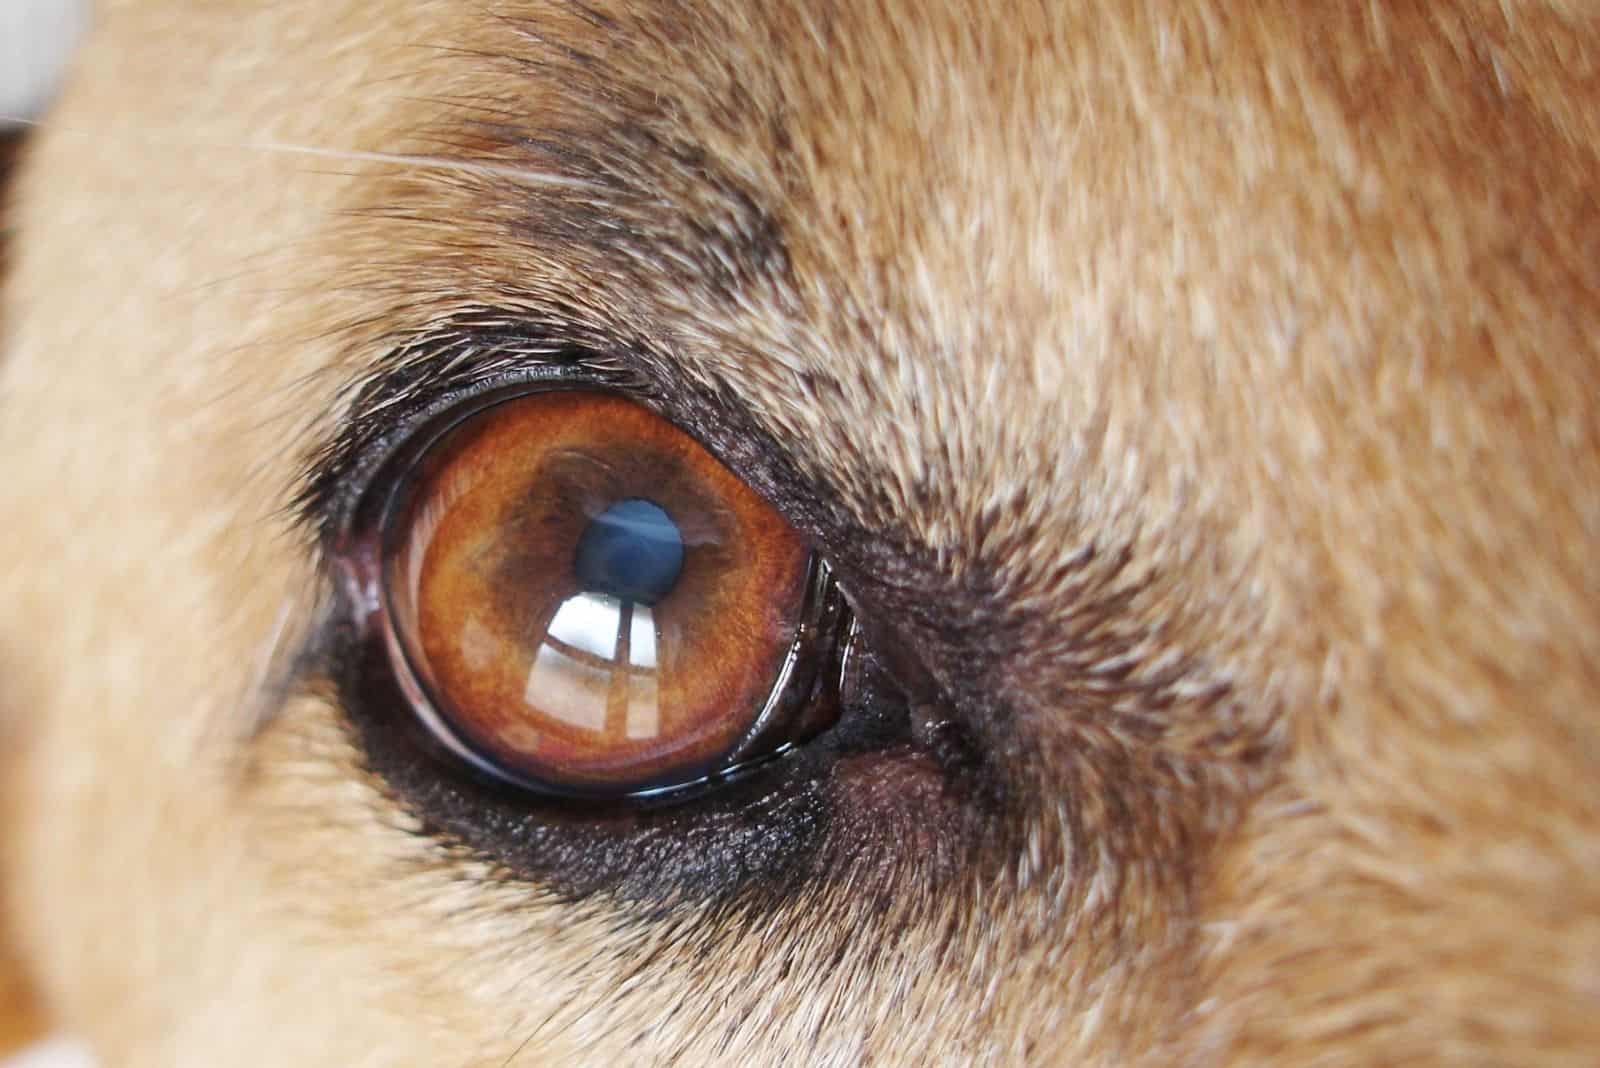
[327,621,840,901]
[301,548,994,908]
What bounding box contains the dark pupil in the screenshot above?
[573,498,685,605]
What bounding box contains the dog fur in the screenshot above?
[3,1,1599,1064]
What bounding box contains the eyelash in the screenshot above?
[316,348,625,540]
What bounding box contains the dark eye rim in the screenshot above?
[330,376,858,805]
[327,361,629,545]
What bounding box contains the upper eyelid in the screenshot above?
[294,318,647,545]
[295,310,861,618]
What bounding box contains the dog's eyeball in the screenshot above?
[365,389,845,798]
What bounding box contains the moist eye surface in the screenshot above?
[353,386,849,800]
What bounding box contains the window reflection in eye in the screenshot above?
[522,497,680,739]
[359,387,849,801]
[525,593,661,739]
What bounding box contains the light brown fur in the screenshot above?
[3,1,1599,1064]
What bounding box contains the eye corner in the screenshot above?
[294,341,988,906]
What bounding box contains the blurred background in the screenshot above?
[1,0,88,126]
[2,4,93,1066]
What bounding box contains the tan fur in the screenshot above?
[3,1,1599,1064]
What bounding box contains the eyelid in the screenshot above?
[311,337,641,547]
[301,315,850,594]
[327,376,619,623]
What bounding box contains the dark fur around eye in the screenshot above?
[291,320,1003,907]
[328,609,912,903]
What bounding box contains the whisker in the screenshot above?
[498,1028,539,1068]
[0,114,600,191]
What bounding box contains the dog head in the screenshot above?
[4,2,1599,1064]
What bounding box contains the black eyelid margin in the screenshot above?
[303,325,646,549]
[324,372,637,649]
[295,307,865,602]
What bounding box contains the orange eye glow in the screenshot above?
[375,389,835,797]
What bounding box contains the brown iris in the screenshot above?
[378,390,817,796]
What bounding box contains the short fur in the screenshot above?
[3,1,1599,1065]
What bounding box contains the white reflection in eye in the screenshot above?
[524,644,609,731]
[625,606,660,739]
[629,605,658,669]
[523,594,663,740]
[545,592,621,659]
[459,615,496,672]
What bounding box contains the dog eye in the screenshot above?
[351,388,848,800]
